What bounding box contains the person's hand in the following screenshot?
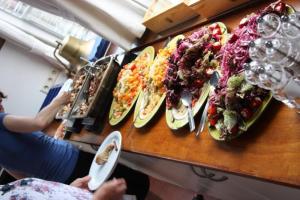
[53,92,71,106]
[70,176,91,190]
[93,178,127,200]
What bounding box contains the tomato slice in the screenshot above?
[241,108,253,120]
[274,2,286,13]
[208,104,217,115]
[212,42,222,52]
[209,118,218,126]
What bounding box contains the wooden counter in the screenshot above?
[46,0,300,189]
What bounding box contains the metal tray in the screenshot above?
[70,56,120,118]
[56,66,90,119]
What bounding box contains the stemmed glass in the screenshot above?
[245,61,282,90]
[281,15,300,40]
[246,11,300,113]
[243,62,259,85]
[248,38,267,62]
[257,13,282,38]
[289,11,300,26]
[245,61,300,112]
[265,38,300,83]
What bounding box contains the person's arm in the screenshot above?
[2,92,70,133]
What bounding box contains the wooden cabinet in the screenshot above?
[186,0,251,18]
[142,0,252,33]
[119,151,300,200]
[143,0,198,33]
[69,140,300,200]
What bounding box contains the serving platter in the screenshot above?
[164,22,228,130]
[207,2,294,140]
[209,93,272,141]
[109,46,155,126]
[134,35,185,128]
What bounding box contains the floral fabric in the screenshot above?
[0,178,93,200]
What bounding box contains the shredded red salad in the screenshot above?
[208,0,291,139]
[164,23,224,109]
[219,15,259,88]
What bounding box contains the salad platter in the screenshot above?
[164,22,228,130]
[109,46,155,126]
[207,1,293,141]
[133,35,185,128]
[208,74,272,141]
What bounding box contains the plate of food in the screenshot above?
[88,131,122,191]
[133,35,185,128]
[208,74,272,141]
[109,46,155,126]
[207,2,292,141]
[164,22,227,130]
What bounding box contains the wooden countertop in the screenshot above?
[46,0,300,189]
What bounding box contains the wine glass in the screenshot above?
[288,11,300,28]
[257,13,281,38]
[244,63,259,85]
[262,63,300,112]
[281,15,300,40]
[272,80,300,113]
[265,38,294,64]
[248,38,267,62]
[265,38,300,83]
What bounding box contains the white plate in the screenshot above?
[88,131,122,191]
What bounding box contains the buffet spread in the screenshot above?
[57,1,298,142]
[47,0,300,188]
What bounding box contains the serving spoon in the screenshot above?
[180,90,195,132]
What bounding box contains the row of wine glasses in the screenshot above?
[245,12,300,112]
[257,12,300,40]
[248,37,300,82]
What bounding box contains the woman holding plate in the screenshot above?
[0,90,149,199]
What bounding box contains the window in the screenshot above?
[0,0,97,40]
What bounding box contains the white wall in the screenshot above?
[0,41,67,116]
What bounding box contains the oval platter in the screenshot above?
[209,93,272,141]
[134,35,185,128]
[165,22,228,130]
[109,46,155,126]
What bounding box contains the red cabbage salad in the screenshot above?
[208,1,291,140]
[164,23,226,110]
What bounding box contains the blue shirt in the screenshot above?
[0,113,79,183]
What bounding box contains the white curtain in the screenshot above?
[0,9,69,70]
[21,0,147,50]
